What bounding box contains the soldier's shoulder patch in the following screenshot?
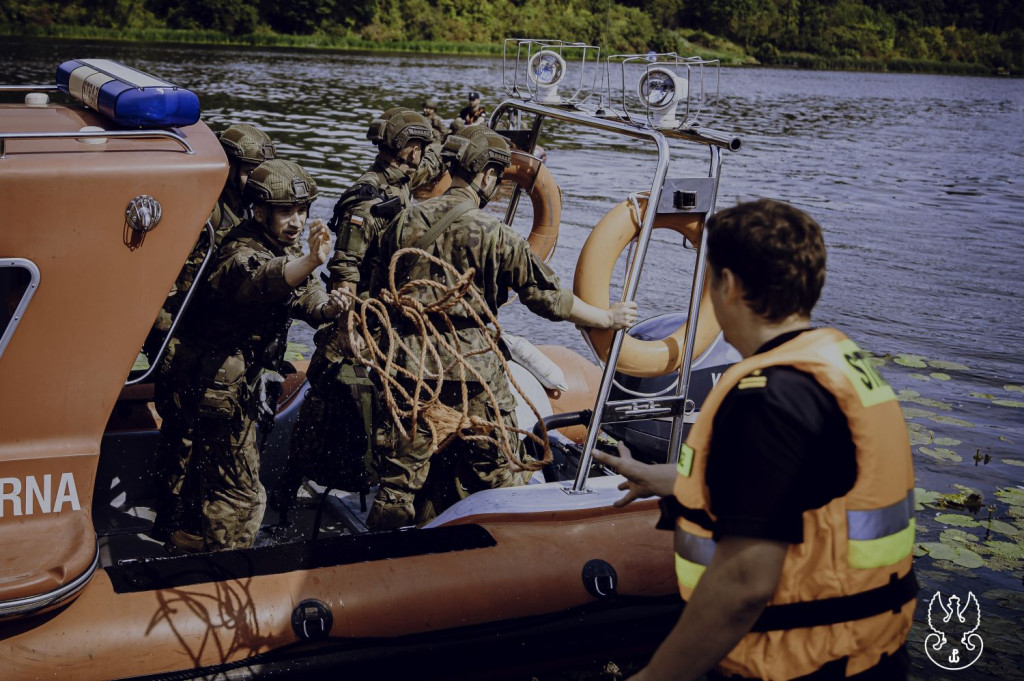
[737,369,767,391]
[349,214,365,227]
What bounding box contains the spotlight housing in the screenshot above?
[637,66,687,128]
[528,50,567,103]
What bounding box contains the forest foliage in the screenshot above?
[1,0,1020,74]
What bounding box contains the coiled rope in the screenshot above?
[338,247,551,473]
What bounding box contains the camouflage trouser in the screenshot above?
[277,354,377,512]
[367,380,529,531]
[152,338,203,537]
[193,351,266,551]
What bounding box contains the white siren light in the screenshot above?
[528,49,567,103]
[637,66,688,128]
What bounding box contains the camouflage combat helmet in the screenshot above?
[244,159,318,206]
[218,124,277,164]
[423,97,439,110]
[441,126,511,175]
[366,107,433,153]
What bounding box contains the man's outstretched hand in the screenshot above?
[592,442,677,507]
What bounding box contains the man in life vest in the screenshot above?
[155,160,345,551]
[458,90,486,127]
[364,126,639,531]
[593,199,916,680]
[272,108,443,521]
[149,123,277,542]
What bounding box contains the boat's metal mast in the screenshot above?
[490,100,738,491]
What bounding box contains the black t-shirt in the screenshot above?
[704,329,857,544]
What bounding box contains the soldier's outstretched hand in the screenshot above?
[307,219,332,266]
[608,300,638,329]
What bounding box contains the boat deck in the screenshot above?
[95,482,374,566]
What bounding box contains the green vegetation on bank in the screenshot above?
[1,0,1020,75]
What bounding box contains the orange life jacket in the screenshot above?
[673,328,916,680]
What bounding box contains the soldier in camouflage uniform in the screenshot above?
[149,124,277,543]
[365,126,638,530]
[421,97,447,142]
[273,108,443,520]
[152,124,276,337]
[155,159,345,552]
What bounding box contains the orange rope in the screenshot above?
[338,247,551,473]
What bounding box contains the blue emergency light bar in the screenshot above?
[56,59,201,128]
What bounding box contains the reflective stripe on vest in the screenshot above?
[847,489,916,569]
[675,488,915,587]
[674,530,716,588]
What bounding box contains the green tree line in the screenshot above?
[1,0,1020,74]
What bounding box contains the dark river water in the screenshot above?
[2,38,1022,680]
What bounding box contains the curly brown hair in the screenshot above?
[705,199,826,322]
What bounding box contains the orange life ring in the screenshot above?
[504,150,560,261]
[573,195,721,378]
[413,150,560,261]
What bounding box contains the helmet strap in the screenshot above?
[470,174,499,208]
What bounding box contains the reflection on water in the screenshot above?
[3,38,1023,679]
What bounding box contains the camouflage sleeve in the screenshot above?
[327,199,382,287]
[208,241,294,301]
[494,223,574,321]
[409,141,445,189]
[289,275,330,326]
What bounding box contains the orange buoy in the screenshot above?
[504,150,560,261]
[573,194,720,378]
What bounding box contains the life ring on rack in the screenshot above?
[413,150,560,261]
[573,194,720,378]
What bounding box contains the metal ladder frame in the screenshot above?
[489,99,738,492]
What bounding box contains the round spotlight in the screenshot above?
[637,66,687,127]
[528,50,566,103]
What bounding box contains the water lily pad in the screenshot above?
[919,541,985,568]
[903,396,953,411]
[985,519,1020,537]
[908,373,931,382]
[933,437,961,447]
[928,415,975,427]
[1004,384,1024,394]
[998,436,1015,443]
[132,352,150,372]
[970,392,996,399]
[1002,459,1024,467]
[929,372,951,381]
[938,488,983,510]
[908,427,933,446]
[902,406,936,420]
[915,488,943,510]
[868,356,887,368]
[935,513,980,528]
[894,354,927,368]
[992,399,1024,408]
[919,447,962,463]
[995,488,1024,507]
[939,529,979,544]
[928,360,969,371]
[285,341,309,362]
[981,541,1024,560]
[898,389,920,398]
